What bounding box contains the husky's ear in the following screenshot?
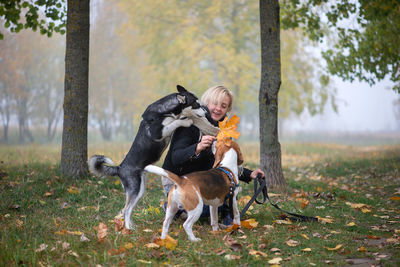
[177,94,186,104]
[177,85,187,93]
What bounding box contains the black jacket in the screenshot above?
[162,125,253,183]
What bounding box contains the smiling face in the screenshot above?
[207,95,231,122]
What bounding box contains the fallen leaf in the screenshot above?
[108,247,126,256]
[16,219,23,228]
[273,219,292,225]
[386,237,400,244]
[114,217,124,231]
[43,192,53,197]
[346,222,356,227]
[316,216,333,224]
[67,186,80,194]
[36,243,48,252]
[224,254,241,260]
[144,243,160,249]
[301,234,309,240]
[96,223,108,242]
[357,246,367,252]
[286,239,299,247]
[80,233,90,242]
[154,235,177,250]
[241,219,258,229]
[270,248,281,252]
[390,196,400,201]
[62,242,70,250]
[143,228,153,233]
[366,235,381,240]
[238,195,252,205]
[248,249,267,258]
[225,224,241,232]
[302,248,312,252]
[268,257,283,264]
[223,234,242,252]
[137,259,152,264]
[325,244,343,251]
[361,208,372,213]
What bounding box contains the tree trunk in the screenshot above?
[61,0,90,177]
[259,0,286,189]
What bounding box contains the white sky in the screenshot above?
[285,77,400,132]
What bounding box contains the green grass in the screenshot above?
[0,143,399,266]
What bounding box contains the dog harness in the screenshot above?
[217,167,238,218]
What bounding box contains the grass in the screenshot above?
[0,142,399,266]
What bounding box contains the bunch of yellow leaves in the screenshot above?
[216,115,240,145]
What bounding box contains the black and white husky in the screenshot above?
[88,85,219,229]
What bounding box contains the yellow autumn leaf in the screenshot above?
[346,222,356,226]
[268,257,283,264]
[225,224,241,232]
[124,243,134,249]
[144,243,160,249]
[325,244,343,251]
[238,195,252,205]
[316,216,334,224]
[216,115,241,143]
[301,234,309,240]
[286,239,299,247]
[248,249,267,258]
[302,248,312,252]
[357,246,367,252]
[114,179,120,185]
[361,208,372,213]
[154,235,178,250]
[67,186,80,194]
[390,196,400,201]
[241,219,258,229]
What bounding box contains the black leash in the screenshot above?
[217,167,237,219]
[240,174,318,222]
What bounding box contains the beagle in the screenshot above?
[145,137,243,241]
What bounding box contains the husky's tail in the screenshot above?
[88,155,119,177]
[144,165,183,186]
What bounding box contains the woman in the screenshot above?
[162,85,264,225]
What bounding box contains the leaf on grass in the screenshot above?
[137,259,152,264]
[107,247,126,256]
[225,224,241,232]
[223,234,242,252]
[154,235,177,250]
[248,249,267,258]
[325,244,343,251]
[114,217,124,232]
[67,186,80,194]
[346,222,356,227]
[143,228,153,233]
[241,219,258,229]
[43,191,53,197]
[80,233,90,242]
[366,235,381,240]
[62,242,70,250]
[302,248,312,252]
[238,195,252,205]
[357,246,367,252]
[361,208,372,213]
[296,198,310,208]
[36,243,48,252]
[301,234,309,240]
[316,216,334,224]
[386,237,400,244]
[96,222,108,242]
[268,257,283,264]
[16,219,23,228]
[273,219,292,225]
[145,243,160,249]
[224,254,241,260]
[270,247,281,252]
[390,196,400,201]
[285,239,299,247]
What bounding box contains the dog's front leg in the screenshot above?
[161,118,193,138]
[232,188,241,226]
[210,205,219,231]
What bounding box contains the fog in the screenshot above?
[285,77,399,133]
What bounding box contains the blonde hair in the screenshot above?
[201,85,234,113]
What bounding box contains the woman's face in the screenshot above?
[207,95,230,122]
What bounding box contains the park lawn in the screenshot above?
[0,143,399,266]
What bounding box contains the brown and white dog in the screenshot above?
[144,137,244,241]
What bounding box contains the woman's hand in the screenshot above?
[250,169,264,179]
[195,135,216,154]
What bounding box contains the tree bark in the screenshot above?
[61,0,90,177]
[259,0,286,189]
